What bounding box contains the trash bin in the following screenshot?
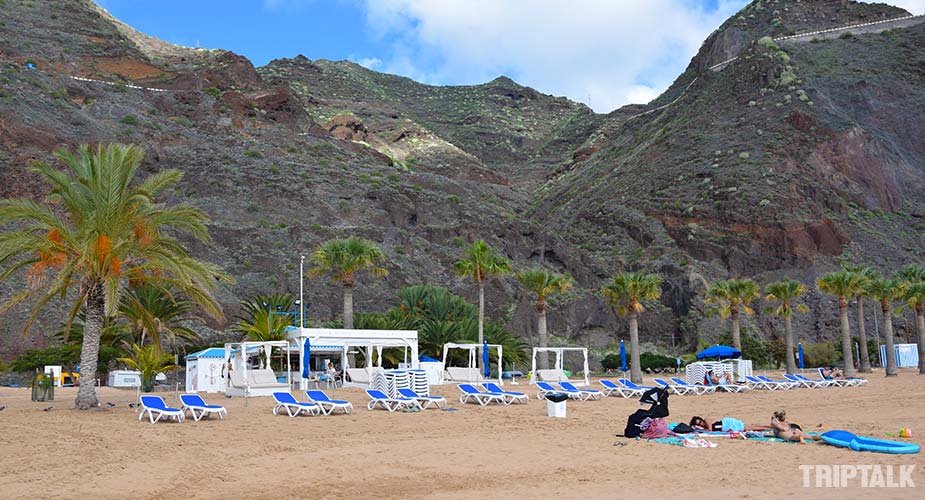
[546,392,567,418]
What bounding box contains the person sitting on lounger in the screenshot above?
[704,370,734,385]
[821,365,844,380]
[770,410,812,443]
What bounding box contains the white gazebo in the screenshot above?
[441,343,503,385]
[224,341,291,397]
[287,327,419,389]
[529,347,590,387]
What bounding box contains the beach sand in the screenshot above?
[1,370,922,499]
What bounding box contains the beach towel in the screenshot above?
[721,417,745,432]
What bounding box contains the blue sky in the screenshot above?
[96,0,925,112]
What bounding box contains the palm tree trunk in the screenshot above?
[731,311,741,350]
[477,281,485,371]
[839,301,857,377]
[537,305,549,370]
[629,311,642,384]
[75,281,103,410]
[883,302,897,376]
[856,297,871,373]
[784,314,796,374]
[916,305,925,375]
[343,284,353,329]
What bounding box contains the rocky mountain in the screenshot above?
[1,0,924,360]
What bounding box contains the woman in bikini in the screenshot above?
[770,410,813,443]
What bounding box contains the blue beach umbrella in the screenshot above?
[798,342,805,369]
[483,340,490,378]
[695,344,742,360]
[302,338,311,379]
[619,340,627,372]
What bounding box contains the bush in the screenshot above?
[174,116,193,127]
[757,36,779,51]
[601,353,622,371]
[120,114,138,126]
[204,86,221,97]
[640,352,677,373]
[839,31,854,40]
[244,149,263,159]
[11,344,121,374]
[803,342,840,368]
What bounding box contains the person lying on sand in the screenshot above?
[690,416,770,432]
[771,410,814,443]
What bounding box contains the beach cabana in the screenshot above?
[529,347,590,387]
[224,341,291,397]
[441,343,503,385]
[287,327,419,389]
[185,348,227,393]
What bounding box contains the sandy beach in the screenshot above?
[1,370,922,499]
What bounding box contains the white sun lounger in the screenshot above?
[481,382,529,404]
[653,378,696,396]
[600,379,644,398]
[397,388,447,409]
[272,392,321,417]
[458,384,505,406]
[139,395,185,424]
[366,389,421,412]
[305,390,353,415]
[180,394,227,421]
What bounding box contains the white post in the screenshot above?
[300,255,305,329]
[530,348,537,385]
[286,341,292,389]
[582,348,590,387]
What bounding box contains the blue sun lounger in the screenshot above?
[756,375,797,390]
[536,381,578,400]
[784,374,826,388]
[617,379,654,392]
[653,378,696,396]
[481,383,529,404]
[366,389,421,412]
[669,377,715,395]
[458,384,505,406]
[397,388,447,409]
[558,381,603,400]
[745,376,781,390]
[305,390,353,415]
[139,395,185,424]
[272,392,321,417]
[600,379,644,398]
[180,394,227,421]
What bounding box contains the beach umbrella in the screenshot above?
[695,344,742,360]
[619,340,627,372]
[302,338,311,379]
[797,342,804,369]
[482,340,490,378]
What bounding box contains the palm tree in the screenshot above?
[898,264,925,375]
[818,270,867,377]
[452,240,511,369]
[309,237,388,329]
[118,284,201,352]
[843,264,876,372]
[516,268,573,370]
[865,275,906,376]
[705,278,760,350]
[601,271,662,384]
[117,343,178,392]
[0,143,229,409]
[764,279,808,374]
[234,293,294,341]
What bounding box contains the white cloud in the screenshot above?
[358,0,744,112]
[353,57,382,70]
[357,0,925,112]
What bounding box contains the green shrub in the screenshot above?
[803,342,840,368]
[120,114,138,126]
[640,352,677,373]
[244,149,263,159]
[204,86,221,97]
[174,116,193,127]
[757,36,779,51]
[839,31,854,40]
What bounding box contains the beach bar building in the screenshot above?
[286,327,419,389]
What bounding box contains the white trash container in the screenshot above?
[546,393,567,418]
